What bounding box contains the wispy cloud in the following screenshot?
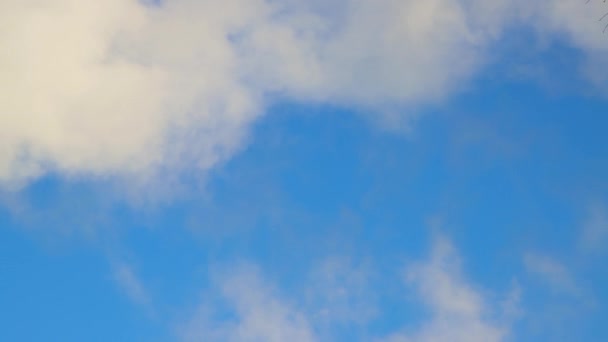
[579,202,608,254]
[523,253,582,298]
[179,236,516,342]
[113,262,150,307]
[381,236,511,342]
[303,257,377,339]
[180,263,317,342]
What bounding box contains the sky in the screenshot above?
[1,0,608,341]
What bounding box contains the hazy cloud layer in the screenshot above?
[1,0,606,186]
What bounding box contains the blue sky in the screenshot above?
[1,1,608,341]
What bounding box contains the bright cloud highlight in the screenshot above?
[2,0,607,187]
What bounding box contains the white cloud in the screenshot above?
[0,0,261,187]
[381,236,510,342]
[523,0,608,89]
[180,264,317,342]
[529,0,608,50]
[180,237,515,342]
[1,0,606,187]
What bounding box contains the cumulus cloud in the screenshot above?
[180,236,515,342]
[1,0,606,187]
[0,0,262,186]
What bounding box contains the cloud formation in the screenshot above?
[523,253,582,298]
[180,236,514,342]
[1,0,606,187]
[113,262,150,306]
[381,236,509,342]
[180,264,317,342]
